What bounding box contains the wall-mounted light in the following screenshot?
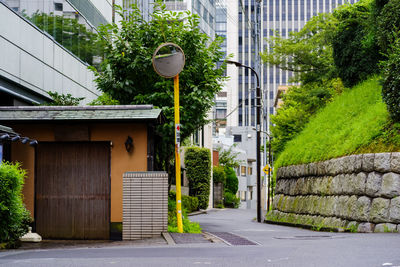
[125,136,133,153]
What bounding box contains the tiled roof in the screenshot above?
[0,124,16,134]
[0,105,162,122]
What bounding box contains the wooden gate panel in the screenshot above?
[36,142,110,239]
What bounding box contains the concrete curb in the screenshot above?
[187,210,207,216]
[264,219,346,232]
[161,232,176,245]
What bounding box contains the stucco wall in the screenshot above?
[10,123,147,223]
[267,153,400,233]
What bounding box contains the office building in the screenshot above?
[0,0,117,106]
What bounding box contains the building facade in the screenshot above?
[0,0,115,106]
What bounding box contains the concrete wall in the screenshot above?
[267,153,400,233]
[10,122,148,223]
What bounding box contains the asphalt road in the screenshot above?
[1,209,400,267]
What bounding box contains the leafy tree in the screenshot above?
[216,145,242,169]
[271,79,344,154]
[381,33,400,122]
[261,13,343,156]
[213,165,226,184]
[89,93,120,105]
[261,13,338,84]
[43,91,84,106]
[374,0,400,54]
[91,3,226,174]
[332,0,381,87]
[224,166,238,194]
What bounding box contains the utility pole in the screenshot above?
[227,60,261,223]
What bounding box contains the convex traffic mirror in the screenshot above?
[152,43,185,78]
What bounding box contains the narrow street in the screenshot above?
[1,209,400,267]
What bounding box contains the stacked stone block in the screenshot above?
[267,153,400,233]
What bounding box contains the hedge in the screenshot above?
[212,165,226,184]
[0,162,31,248]
[184,147,211,210]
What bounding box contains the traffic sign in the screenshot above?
[263,165,271,175]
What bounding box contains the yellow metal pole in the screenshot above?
[174,74,183,233]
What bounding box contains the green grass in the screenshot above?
[275,76,392,169]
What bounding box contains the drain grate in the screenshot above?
[170,233,210,244]
[208,232,258,246]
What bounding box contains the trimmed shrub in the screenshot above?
[185,147,211,210]
[0,162,31,247]
[224,167,238,194]
[213,165,226,184]
[223,192,240,208]
[382,36,400,122]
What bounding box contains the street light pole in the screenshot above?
[227,60,262,223]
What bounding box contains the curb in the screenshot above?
[187,210,207,216]
[202,232,226,244]
[264,219,346,232]
[161,232,176,245]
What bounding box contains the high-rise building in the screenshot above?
[0,0,116,106]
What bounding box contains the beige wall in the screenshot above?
[10,122,148,223]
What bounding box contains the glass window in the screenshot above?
[288,0,292,20]
[241,166,247,176]
[234,134,242,142]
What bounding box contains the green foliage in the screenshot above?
[274,77,388,170]
[168,191,199,213]
[89,93,120,105]
[224,167,238,194]
[375,0,400,54]
[167,194,201,233]
[213,165,226,184]
[43,91,84,106]
[184,147,211,210]
[381,34,400,122]
[271,79,344,155]
[332,0,381,87]
[216,145,242,169]
[223,191,240,208]
[91,3,226,174]
[261,13,338,84]
[0,162,31,245]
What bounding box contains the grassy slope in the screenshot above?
[275,77,391,169]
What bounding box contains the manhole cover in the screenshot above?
[208,232,258,246]
[273,235,345,240]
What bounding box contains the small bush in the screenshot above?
[167,194,201,233]
[223,191,240,208]
[185,147,211,210]
[169,191,199,213]
[213,166,226,184]
[224,167,238,194]
[0,162,31,246]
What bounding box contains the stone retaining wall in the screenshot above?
[266,153,400,233]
